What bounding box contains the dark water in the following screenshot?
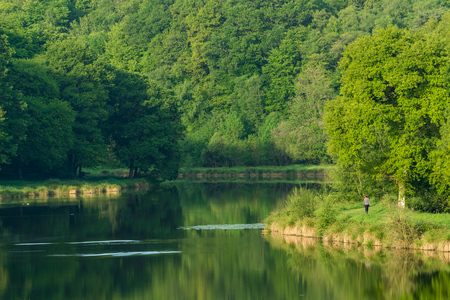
[0,182,449,299]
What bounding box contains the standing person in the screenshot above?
[363,195,370,214]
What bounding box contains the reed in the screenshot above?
[0,175,151,200]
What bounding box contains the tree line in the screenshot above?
[0,33,182,179]
[2,0,450,208]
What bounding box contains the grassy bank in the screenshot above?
[264,188,450,251]
[179,164,334,179]
[0,168,150,200]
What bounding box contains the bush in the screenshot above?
[379,193,397,207]
[286,187,317,220]
[315,196,337,235]
[384,206,419,247]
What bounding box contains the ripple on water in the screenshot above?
[49,251,181,257]
[178,223,266,230]
[67,240,139,245]
[15,243,53,246]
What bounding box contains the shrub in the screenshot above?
[315,196,337,235]
[285,187,317,220]
[384,207,419,247]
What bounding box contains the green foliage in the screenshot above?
[270,62,336,164]
[41,38,114,174]
[0,34,26,170]
[0,108,9,167]
[330,162,397,203]
[2,0,450,184]
[3,59,75,175]
[325,26,450,206]
[384,205,426,247]
[263,27,306,113]
[0,34,15,167]
[314,195,337,235]
[107,71,183,180]
[286,187,318,220]
[228,74,264,134]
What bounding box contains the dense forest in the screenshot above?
[1,0,450,208]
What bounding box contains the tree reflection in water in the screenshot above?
[265,233,450,299]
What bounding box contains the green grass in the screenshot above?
[336,203,450,230]
[265,192,450,247]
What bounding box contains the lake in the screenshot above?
[0,181,449,299]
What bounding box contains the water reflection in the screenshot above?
[266,234,450,299]
[0,182,299,300]
[0,182,448,299]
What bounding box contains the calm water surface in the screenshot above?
[0,182,449,299]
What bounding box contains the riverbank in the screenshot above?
[178,164,334,180]
[0,172,150,200]
[264,192,450,253]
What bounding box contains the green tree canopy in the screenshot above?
[325,26,450,205]
[41,38,113,175]
[108,71,183,179]
[0,34,24,169]
[5,59,75,177]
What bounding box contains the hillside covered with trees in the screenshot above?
[2,0,450,209]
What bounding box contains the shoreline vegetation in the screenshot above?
[0,168,150,200]
[0,164,332,200]
[178,165,334,179]
[264,188,450,253]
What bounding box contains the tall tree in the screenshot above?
[0,34,24,169]
[228,74,264,135]
[41,38,113,175]
[272,61,335,164]
[6,59,75,177]
[325,26,450,206]
[263,27,306,113]
[108,71,183,179]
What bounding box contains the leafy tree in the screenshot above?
[0,108,10,167]
[0,4,40,58]
[41,38,113,175]
[104,22,142,72]
[270,62,334,164]
[122,0,175,48]
[256,112,291,166]
[325,26,450,205]
[262,27,306,113]
[228,74,264,134]
[108,71,183,179]
[0,33,13,81]
[5,59,75,177]
[0,34,24,170]
[3,0,450,175]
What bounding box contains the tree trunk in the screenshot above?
[398,182,406,208]
[128,160,134,179]
[68,153,77,175]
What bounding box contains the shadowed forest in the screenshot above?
[2,0,450,209]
